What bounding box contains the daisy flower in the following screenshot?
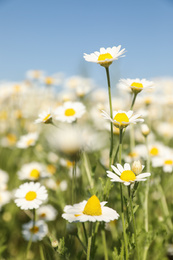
[152,150,173,172]
[62,195,119,223]
[35,108,52,124]
[107,163,151,186]
[16,132,39,149]
[101,110,144,129]
[22,220,48,242]
[37,205,58,221]
[17,162,50,181]
[14,182,48,210]
[54,101,86,123]
[84,46,125,67]
[119,78,154,94]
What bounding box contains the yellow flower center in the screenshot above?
[164,159,173,165]
[150,147,159,156]
[83,195,102,216]
[128,152,138,158]
[66,160,75,168]
[47,164,56,174]
[114,113,129,123]
[43,113,51,122]
[45,77,53,85]
[13,85,21,92]
[33,70,40,79]
[98,53,113,61]
[26,139,34,146]
[30,169,40,179]
[64,108,76,116]
[30,226,39,233]
[25,191,37,201]
[0,111,8,120]
[130,82,143,89]
[7,133,17,145]
[120,170,136,182]
[40,213,46,218]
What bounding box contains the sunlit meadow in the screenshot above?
[0,46,173,260]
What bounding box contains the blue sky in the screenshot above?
[0,0,173,86]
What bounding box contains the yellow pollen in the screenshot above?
[114,113,129,123]
[64,108,76,116]
[130,82,143,89]
[120,170,136,182]
[30,169,40,179]
[43,113,51,122]
[150,147,159,156]
[26,139,34,146]
[98,53,113,61]
[25,191,37,201]
[30,226,39,233]
[45,77,53,85]
[83,195,102,216]
[164,159,173,165]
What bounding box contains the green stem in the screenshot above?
[26,236,33,259]
[33,208,36,228]
[82,223,88,245]
[158,183,173,230]
[120,184,128,260]
[76,234,87,254]
[119,128,128,260]
[143,136,150,260]
[144,136,150,233]
[130,93,137,110]
[71,160,76,204]
[119,128,123,164]
[105,67,114,169]
[87,223,93,260]
[128,186,139,260]
[101,229,108,260]
[39,244,45,260]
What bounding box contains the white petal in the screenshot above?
[111,165,121,175]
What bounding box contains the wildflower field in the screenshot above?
[0,46,173,260]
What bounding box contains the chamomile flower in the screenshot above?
[17,162,50,181]
[152,150,173,172]
[107,163,151,186]
[14,182,48,210]
[35,108,52,124]
[37,205,58,221]
[119,78,154,94]
[54,101,86,123]
[22,220,48,242]
[62,195,119,223]
[84,46,125,67]
[101,110,144,129]
[16,132,39,149]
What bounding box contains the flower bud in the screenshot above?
[141,124,150,137]
[132,160,143,175]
